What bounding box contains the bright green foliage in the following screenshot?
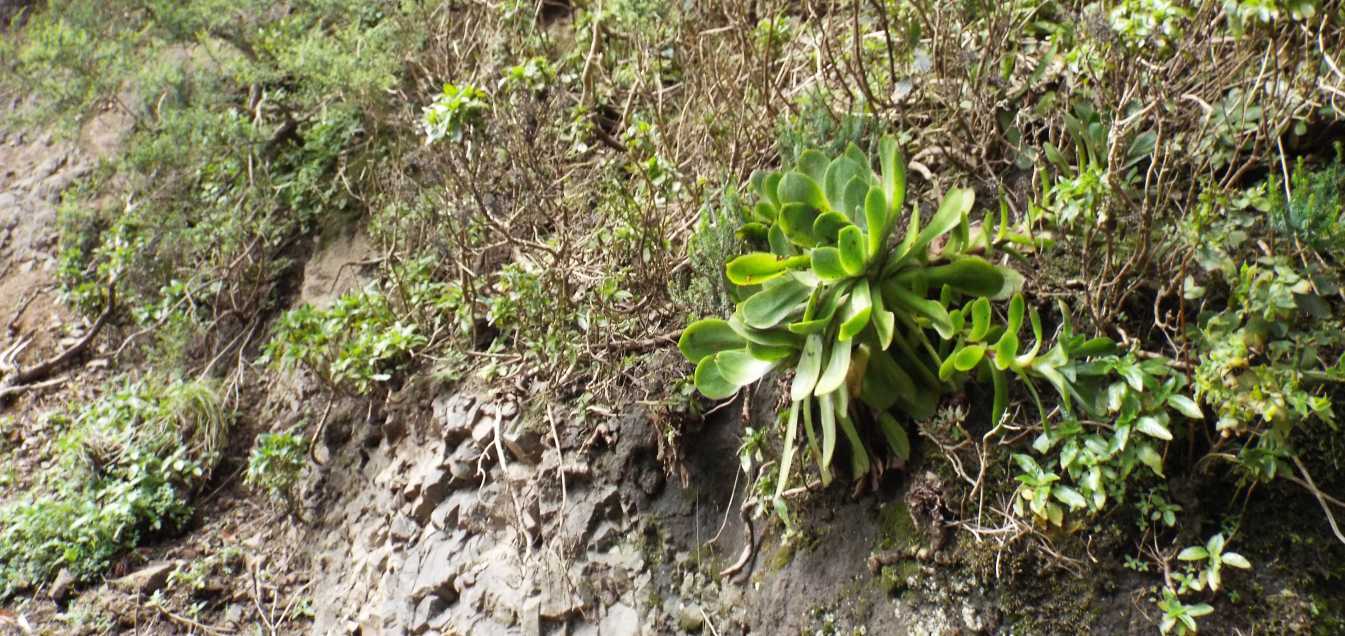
[0,378,231,597]
[1191,257,1343,481]
[261,259,467,395]
[1176,533,1252,593]
[1272,151,1345,253]
[422,83,490,144]
[680,137,1024,494]
[245,430,307,505]
[1109,0,1190,52]
[1158,588,1214,635]
[1224,0,1320,31]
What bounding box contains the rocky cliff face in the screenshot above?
[295,380,1009,635]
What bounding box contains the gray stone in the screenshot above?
[519,597,542,636]
[390,514,419,542]
[48,568,77,602]
[600,603,640,636]
[110,561,178,595]
[677,603,704,633]
[409,466,453,524]
[502,418,544,465]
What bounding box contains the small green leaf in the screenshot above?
[737,222,768,242]
[791,334,825,401]
[678,319,746,363]
[1053,485,1087,510]
[837,225,867,275]
[815,338,853,396]
[991,366,1008,426]
[992,330,1019,370]
[726,252,788,286]
[1136,444,1165,477]
[1221,552,1251,569]
[1177,546,1209,561]
[952,344,987,372]
[1167,395,1204,419]
[1135,416,1173,441]
[838,279,873,341]
[741,276,811,329]
[715,349,778,385]
[694,356,738,399]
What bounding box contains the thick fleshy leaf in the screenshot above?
[715,349,778,385]
[991,366,1008,426]
[824,157,865,211]
[737,222,768,243]
[910,187,974,257]
[729,311,802,348]
[992,329,1019,370]
[953,344,987,372]
[678,319,746,363]
[814,338,853,396]
[864,187,888,257]
[838,279,873,341]
[838,413,870,479]
[879,136,907,214]
[763,172,783,207]
[812,211,852,243]
[922,257,1007,298]
[878,412,911,461]
[768,224,794,257]
[810,247,850,282]
[726,252,788,286]
[883,282,954,339]
[791,334,825,401]
[752,200,777,223]
[774,401,800,501]
[838,225,867,276]
[843,177,870,225]
[742,276,811,329]
[798,150,830,183]
[779,202,821,247]
[870,285,895,350]
[969,297,992,341]
[747,340,797,362]
[779,171,829,212]
[819,391,838,469]
[694,356,738,399]
[1136,443,1164,477]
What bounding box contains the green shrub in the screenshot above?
[0,378,231,597]
[245,430,307,505]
